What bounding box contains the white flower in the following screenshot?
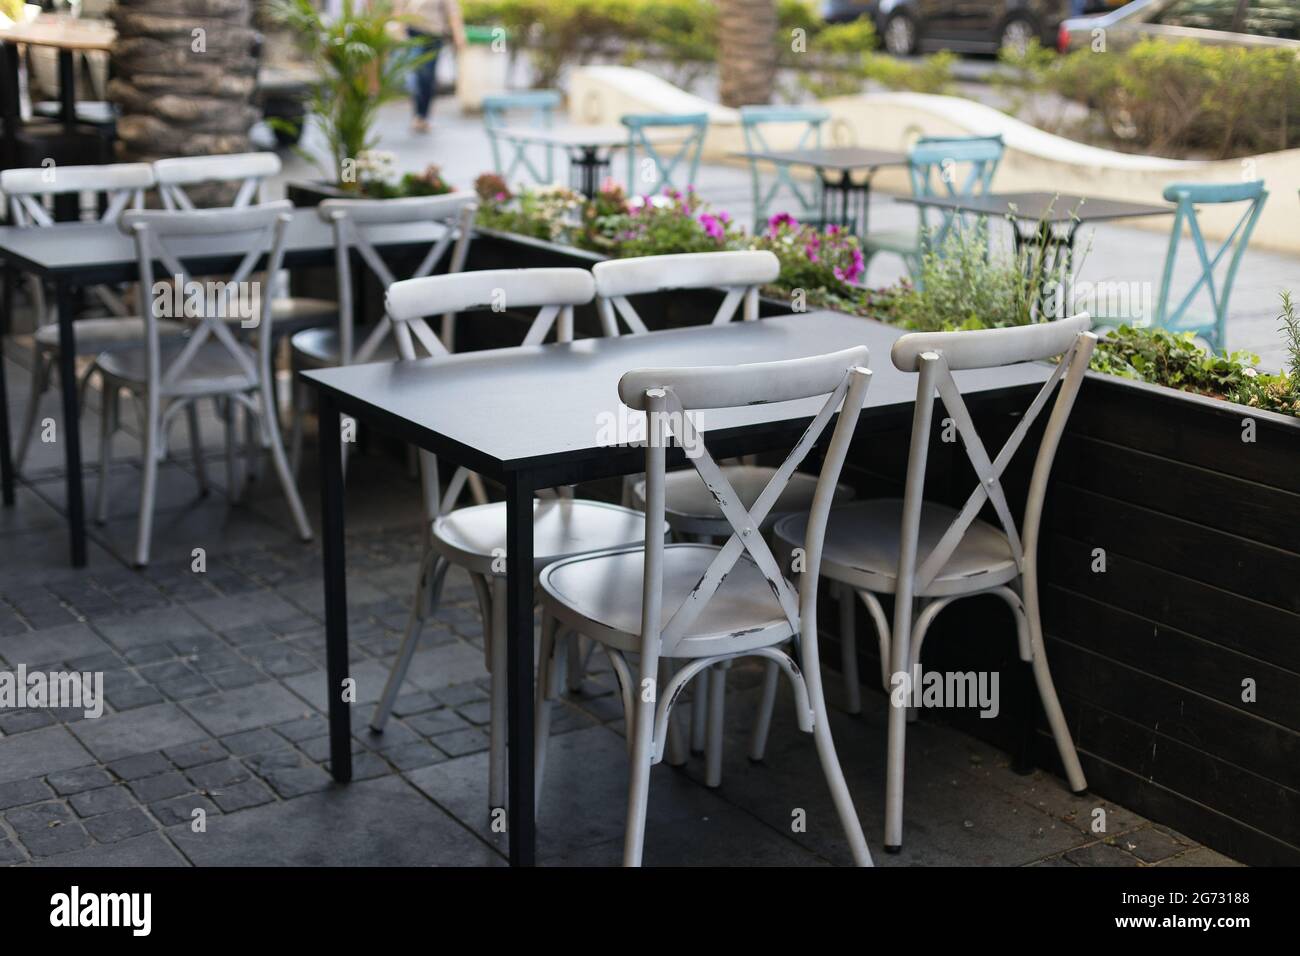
[1242,367,1258,378]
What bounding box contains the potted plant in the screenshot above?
[273,0,448,202]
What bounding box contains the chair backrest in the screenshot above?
[592,250,780,336]
[385,267,597,517]
[1153,180,1268,352]
[152,152,281,210]
[483,90,562,183]
[316,191,478,364]
[619,347,871,665]
[888,314,1095,606]
[907,135,1004,251]
[622,113,709,196]
[740,105,829,223]
[1,162,155,322]
[120,201,293,397]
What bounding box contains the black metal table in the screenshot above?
[735,147,910,236]
[301,310,1051,866]
[0,215,453,565]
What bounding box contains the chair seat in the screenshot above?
[540,543,793,657]
[633,464,853,537]
[862,229,921,255]
[93,340,257,396]
[34,317,187,353]
[773,498,1018,598]
[290,326,400,368]
[431,498,661,577]
[272,297,337,326]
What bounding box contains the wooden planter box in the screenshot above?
[284,216,1300,864]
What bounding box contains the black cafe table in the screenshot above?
[0,214,454,565]
[896,190,1174,277]
[302,310,1052,865]
[734,147,910,236]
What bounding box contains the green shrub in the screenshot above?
[859,49,955,95]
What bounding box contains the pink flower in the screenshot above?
[767,212,798,237]
[833,247,866,284]
[698,213,725,242]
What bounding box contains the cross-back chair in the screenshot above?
[1095,180,1267,353]
[483,90,562,184]
[287,192,478,476]
[772,314,1096,853]
[537,346,875,866]
[621,113,709,196]
[739,105,829,227]
[370,268,661,815]
[1,162,190,475]
[863,135,1004,280]
[96,202,313,566]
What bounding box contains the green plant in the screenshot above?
[273,0,430,189]
[860,49,955,95]
[1280,290,1300,397]
[749,213,865,301]
[585,187,742,257]
[474,176,585,242]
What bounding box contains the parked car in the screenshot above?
[1059,0,1300,53]
[821,0,1074,56]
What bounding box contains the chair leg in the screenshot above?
[14,351,50,471]
[565,632,584,693]
[488,576,508,814]
[288,377,307,479]
[185,400,208,496]
[258,381,313,541]
[1022,578,1087,793]
[623,695,656,867]
[244,400,260,484]
[704,662,727,788]
[660,657,687,767]
[748,659,780,762]
[133,395,162,568]
[857,590,893,692]
[534,614,561,810]
[94,381,117,525]
[808,677,873,866]
[222,397,241,503]
[370,548,442,732]
[690,672,708,754]
[838,583,861,715]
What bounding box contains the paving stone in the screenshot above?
[150,793,218,827]
[207,777,275,813]
[107,751,171,781]
[382,741,446,771]
[243,748,305,774]
[1065,841,1142,867]
[128,771,193,804]
[0,776,54,810]
[1119,826,1187,864]
[274,714,328,742]
[430,727,490,757]
[6,801,93,857]
[186,592,306,634]
[164,739,227,769]
[181,682,313,737]
[358,720,419,752]
[186,758,251,790]
[390,690,440,717]
[455,700,492,725]
[94,606,211,652]
[209,665,269,690]
[0,709,56,734]
[158,674,218,700]
[0,835,25,864]
[406,707,471,738]
[69,785,137,817]
[0,622,112,668]
[261,763,333,798]
[432,682,488,708]
[220,728,284,756]
[46,765,113,796]
[124,643,176,665]
[0,725,94,785]
[105,683,166,711]
[346,751,392,781]
[83,807,156,843]
[138,660,197,682]
[70,702,208,762]
[32,831,186,867]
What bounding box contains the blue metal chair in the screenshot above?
[621,113,709,195]
[739,105,830,227]
[1116,181,1267,353]
[863,135,1004,278]
[483,90,562,184]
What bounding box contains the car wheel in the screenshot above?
[882,12,919,57]
[999,15,1037,57]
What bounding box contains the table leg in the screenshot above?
[1,261,15,507]
[319,390,353,783]
[58,48,76,131]
[55,280,86,567]
[504,473,536,866]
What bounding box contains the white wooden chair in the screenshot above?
[771,315,1096,852]
[594,248,853,782]
[370,268,664,814]
[537,346,875,866]
[97,202,313,566]
[0,163,191,474]
[152,152,338,335]
[287,193,478,476]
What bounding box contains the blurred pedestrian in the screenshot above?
[394,0,467,134]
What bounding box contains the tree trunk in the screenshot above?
[109,0,259,169]
[717,0,778,108]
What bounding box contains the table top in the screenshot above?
[735,147,910,172]
[0,213,451,280]
[0,15,115,51]
[896,191,1174,224]
[494,124,682,149]
[303,311,1051,476]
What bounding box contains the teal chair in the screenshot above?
[739,105,830,227]
[1095,181,1267,353]
[483,90,562,184]
[863,135,1004,279]
[622,113,709,195]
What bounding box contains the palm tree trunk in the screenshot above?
[717,0,778,108]
[109,0,260,167]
